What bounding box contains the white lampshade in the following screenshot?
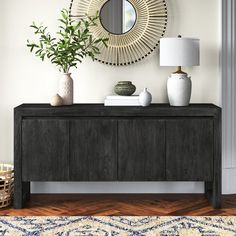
[160,37,200,66]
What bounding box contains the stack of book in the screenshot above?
[104,95,140,106]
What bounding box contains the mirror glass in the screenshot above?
[100,0,136,35]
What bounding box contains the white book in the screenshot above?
[106,95,139,100]
[104,99,140,106]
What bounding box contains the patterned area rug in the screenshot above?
[0,216,235,235]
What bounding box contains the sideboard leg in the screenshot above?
[211,180,221,209]
[205,181,221,209]
[23,182,31,201]
[14,110,27,209]
[205,181,212,206]
[205,181,212,195]
[14,182,30,209]
[14,181,23,209]
[211,110,222,209]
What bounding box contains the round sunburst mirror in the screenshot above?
[70,0,168,66]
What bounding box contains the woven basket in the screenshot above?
[0,164,14,208]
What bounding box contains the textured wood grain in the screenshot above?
[118,119,165,181]
[211,110,222,208]
[22,119,69,181]
[2,194,236,216]
[15,104,220,117]
[70,119,117,181]
[166,119,214,181]
[14,109,29,209]
[14,104,222,209]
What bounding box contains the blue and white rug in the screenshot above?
[0,216,235,235]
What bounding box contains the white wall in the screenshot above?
[0,0,221,193]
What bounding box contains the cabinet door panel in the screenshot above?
[118,119,165,181]
[70,119,117,181]
[22,119,69,181]
[166,119,213,181]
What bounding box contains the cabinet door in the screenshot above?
[166,119,213,181]
[70,119,117,181]
[22,119,69,181]
[118,119,165,181]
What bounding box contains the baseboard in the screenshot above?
[31,182,204,194]
[222,168,236,194]
[30,169,236,194]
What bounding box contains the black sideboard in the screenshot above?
[14,104,221,208]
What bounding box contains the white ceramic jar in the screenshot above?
[167,73,191,106]
[139,88,152,107]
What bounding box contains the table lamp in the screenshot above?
[160,36,200,106]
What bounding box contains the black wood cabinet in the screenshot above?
[14,104,221,209]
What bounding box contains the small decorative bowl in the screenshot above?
[114,81,136,96]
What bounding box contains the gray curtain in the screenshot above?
[222,0,236,168]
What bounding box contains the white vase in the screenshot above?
[139,88,152,107]
[167,73,192,106]
[59,73,73,105]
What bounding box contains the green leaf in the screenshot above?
[27,8,108,71]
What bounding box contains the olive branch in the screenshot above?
[27,9,108,73]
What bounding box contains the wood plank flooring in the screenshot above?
[0,194,236,216]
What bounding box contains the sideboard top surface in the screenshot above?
[14,103,221,117]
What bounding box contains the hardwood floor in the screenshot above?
[1,194,236,216]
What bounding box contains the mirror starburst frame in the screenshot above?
[70,0,168,66]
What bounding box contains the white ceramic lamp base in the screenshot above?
[167,73,192,106]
